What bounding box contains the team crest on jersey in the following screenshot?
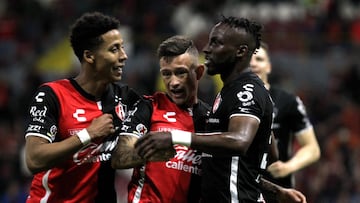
[212,93,222,113]
[115,101,127,121]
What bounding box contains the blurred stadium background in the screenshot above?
[0,0,359,202]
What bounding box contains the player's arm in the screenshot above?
[135,115,259,159]
[111,97,175,168]
[268,127,319,177]
[26,114,115,174]
[111,134,144,169]
[268,95,320,177]
[192,116,258,155]
[25,86,115,174]
[259,177,307,203]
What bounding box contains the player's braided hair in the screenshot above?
[157,35,199,63]
[219,16,262,51]
[70,12,120,62]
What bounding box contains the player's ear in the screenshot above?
[195,64,205,80]
[236,45,248,57]
[83,50,95,63]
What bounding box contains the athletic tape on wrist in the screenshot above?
[171,130,191,147]
[77,129,91,145]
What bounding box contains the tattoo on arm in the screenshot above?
[258,177,282,200]
[113,135,145,169]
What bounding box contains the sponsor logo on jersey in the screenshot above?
[212,93,222,113]
[238,84,255,106]
[73,136,119,165]
[73,109,86,122]
[30,106,47,123]
[27,124,42,132]
[163,112,176,122]
[165,145,202,175]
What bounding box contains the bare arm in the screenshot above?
[135,116,259,159]
[259,177,307,203]
[191,116,259,155]
[25,114,115,174]
[111,135,145,169]
[267,127,320,177]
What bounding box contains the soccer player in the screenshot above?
[24,12,140,202]
[112,35,209,203]
[250,42,320,202]
[134,16,307,203]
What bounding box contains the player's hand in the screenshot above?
[86,113,115,140]
[147,148,176,162]
[267,161,292,178]
[277,188,307,203]
[135,131,173,160]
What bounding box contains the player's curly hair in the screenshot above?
[219,16,263,51]
[157,35,199,64]
[69,12,120,62]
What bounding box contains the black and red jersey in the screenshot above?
[264,86,313,188]
[201,71,273,202]
[120,92,210,203]
[25,78,140,203]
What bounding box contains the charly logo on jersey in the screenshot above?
[73,109,86,122]
[212,93,222,113]
[163,112,176,122]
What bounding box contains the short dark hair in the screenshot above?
[69,12,120,62]
[157,35,199,64]
[219,16,262,51]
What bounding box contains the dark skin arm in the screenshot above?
[135,115,306,202]
[135,116,258,161]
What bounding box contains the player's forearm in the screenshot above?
[286,143,320,172]
[26,136,85,174]
[258,177,282,200]
[191,132,250,156]
[111,136,145,169]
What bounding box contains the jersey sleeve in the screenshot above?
[120,96,152,138]
[229,82,267,123]
[25,85,59,143]
[289,96,313,135]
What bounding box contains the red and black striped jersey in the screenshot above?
[25,78,140,203]
[120,92,210,203]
